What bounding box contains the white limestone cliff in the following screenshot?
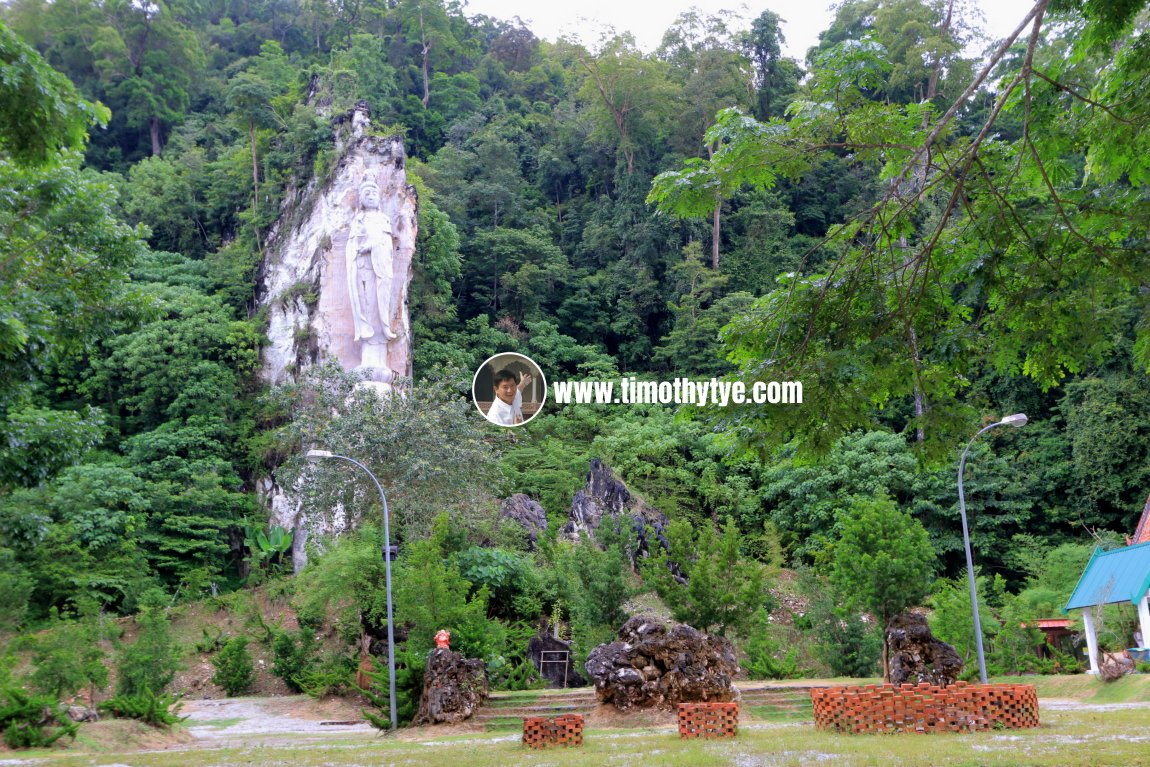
[255,105,417,571]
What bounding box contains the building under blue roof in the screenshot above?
[1064,541,1150,611]
[1063,537,1150,675]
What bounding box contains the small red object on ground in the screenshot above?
[810,682,1040,733]
[678,702,739,738]
[523,714,583,748]
[434,629,450,649]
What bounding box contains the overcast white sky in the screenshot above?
[463,0,1039,60]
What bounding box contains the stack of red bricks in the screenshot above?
[811,682,1039,733]
[677,702,739,739]
[522,714,584,748]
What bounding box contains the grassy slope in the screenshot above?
[994,672,1150,702]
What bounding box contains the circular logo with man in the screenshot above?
[472,353,547,427]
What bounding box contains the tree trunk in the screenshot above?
[882,627,891,682]
[419,7,432,108]
[149,116,163,157]
[421,42,431,107]
[926,0,954,104]
[249,120,260,218]
[909,326,926,442]
[707,142,720,267]
[712,203,721,269]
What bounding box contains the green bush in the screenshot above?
[28,610,107,700]
[211,637,254,696]
[358,644,428,727]
[117,589,179,697]
[490,655,547,692]
[452,546,543,621]
[271,628,318,693]
[297,649,355,698]
[742,611,802,680]
[98,689,185,727]
[0,685,78,748]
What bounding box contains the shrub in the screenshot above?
[0,685,78,748]
[358,644,428,728]
[117,589,179,697]
[642,518,766,636]
[297,649,355,698]
[28,610,107,700]
[98,689,185,727]
[271,628,319,693]
[742,611,802,680]
[211,637,254,696]
[451,546,543,621]
[490,655,547,692]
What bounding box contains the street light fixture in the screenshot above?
[957,413,1027,684]
[306,448,397,731]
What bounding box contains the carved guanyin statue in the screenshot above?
[259,103,417,393]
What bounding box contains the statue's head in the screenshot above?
[359,179,381,209]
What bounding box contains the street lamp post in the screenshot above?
[306,449,397,731]
[957,413,1027,684]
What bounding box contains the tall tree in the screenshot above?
[575,35,677,176]
[740,10,800,120]
[0,20,143,484]
[394,0,459,108]
[659,11,753,268]
[92,0,206,158]
[831,496,936,680]
[650,0,1150,458]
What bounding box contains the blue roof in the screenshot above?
[1063,541,1150,612]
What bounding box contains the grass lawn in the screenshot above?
[4,675,1148,766]
[4,706,1146,767]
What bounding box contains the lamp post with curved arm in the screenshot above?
[306,449,396,731]
[958,413,1027,684]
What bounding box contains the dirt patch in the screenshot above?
[584,702,678,729]
[182,695,374,742]
[169,589,300,699]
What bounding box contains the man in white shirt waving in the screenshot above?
[487,369,522,426]
[486,369,533,426]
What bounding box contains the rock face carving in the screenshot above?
[584,616,738,710]
[345,178,399,365]
[257,103,417,570]
[561,460,671,567]
[259,102,416,392]
[886,612,964,686]
[412,648,489,725]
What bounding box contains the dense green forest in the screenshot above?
[2,0,1150,733]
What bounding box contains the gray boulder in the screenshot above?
[560,460,672,567]
[527,634,585,688]
[499,494,548,548]
[585,616,738,710]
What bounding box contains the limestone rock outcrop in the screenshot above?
[527,634,585,688]
[500,494,548,548]
[584,616,737,710]
[255,103,417,572]
[886,612,964,686]
[258,103,417,391]
[411,648,488,725]
[560,460,671,566]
